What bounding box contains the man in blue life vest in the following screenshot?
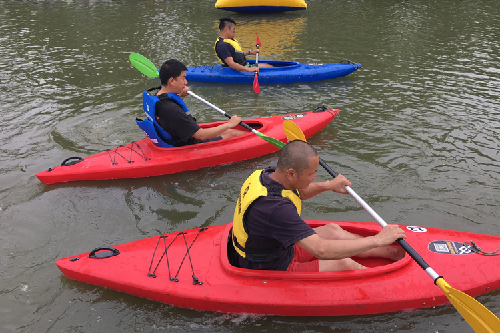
[155,59,247,146]
[230,140,407,272]
[215,17,273,72]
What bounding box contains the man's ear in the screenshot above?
[165,76,176,88]
[285,168,295,180]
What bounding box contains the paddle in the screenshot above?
[253,34,261,94]
[129,53,159,78]
[128,52,285,148]
[282,120,500,333]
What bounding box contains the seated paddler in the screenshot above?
[215,17,273,73]
[155,59,247,146]
[229,140,407,272]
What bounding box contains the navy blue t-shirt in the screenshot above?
[237,167,316,270]
[215,40,247,66]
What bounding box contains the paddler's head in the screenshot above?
[159,59,188,95]
[274,140,319,190]
[219,17,236,39]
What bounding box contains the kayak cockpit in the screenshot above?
[246,59,300,70]
[145,119,264,150]
[200,120,263,131]
[221,222,411,281]
[188,60,300,73]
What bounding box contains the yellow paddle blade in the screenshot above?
[283,120,307,142]
[436,278,500,333]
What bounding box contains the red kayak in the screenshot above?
[37,109,337,184]
[56,220,500,316]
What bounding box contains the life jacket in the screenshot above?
[135,87,190,148]
[232,169,302,262]
[214,37,247,66]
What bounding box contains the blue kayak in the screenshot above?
[185,60,361,84]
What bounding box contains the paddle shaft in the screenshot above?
[318,158,440,281]
[255,44,259,66]
[252,40,260,93]
[254,47,259,80]
[187,91,263,136]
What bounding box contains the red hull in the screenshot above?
[56,220,500,316]
[37,110,337,184]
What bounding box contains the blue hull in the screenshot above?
[185,60,361,84]
[218,6,306,13]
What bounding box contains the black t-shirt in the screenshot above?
[155,94,202,146]
[237,167,316,270]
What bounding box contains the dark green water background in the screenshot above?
[1,0,500,332]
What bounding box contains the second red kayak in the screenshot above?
[37,108,338,184]
[56,220,500,317]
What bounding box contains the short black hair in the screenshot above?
[219,17,236,31]
[276,140,318,175]
[159,59,187,85]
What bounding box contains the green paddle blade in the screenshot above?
[436,278,500,333]
[283,120,307,142]
[255,131,285,149]
[129,53,159,78]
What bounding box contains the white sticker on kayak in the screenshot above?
[428,240,474,255]
[282,113,307,120]
[406,226,427,233]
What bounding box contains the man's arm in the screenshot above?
[224,57,259,73]
[299,174,351,200]
[192,115,242,141]
[296,224,405,260]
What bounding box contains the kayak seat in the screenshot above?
[135,117,175,148]
[138,87,177,148]
[143,87,160,119]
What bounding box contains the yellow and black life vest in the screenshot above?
[214,37,247,66]
[232,169,302,262]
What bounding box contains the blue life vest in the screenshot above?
[135,87,190,148]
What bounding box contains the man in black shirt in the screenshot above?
[231,140,407,272]
[155,59,246,146]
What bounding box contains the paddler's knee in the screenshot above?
[314,223,344,239]
[387,245,406,261]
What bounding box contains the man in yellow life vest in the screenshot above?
[230,140,407,272]
[215,17,273,72]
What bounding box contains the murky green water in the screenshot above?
[1,0,500,332]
